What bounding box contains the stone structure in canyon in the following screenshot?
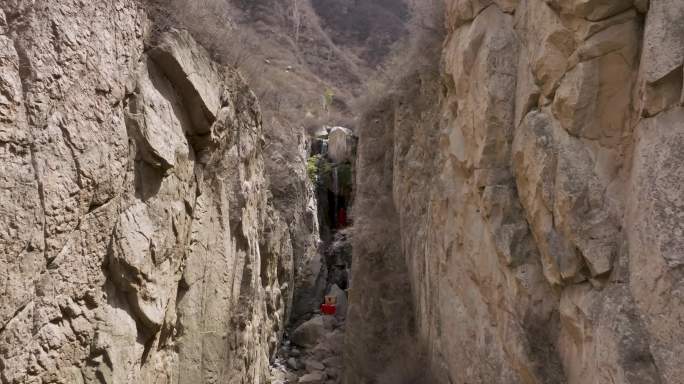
[346,1,683,383]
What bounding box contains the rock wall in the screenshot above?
[0,1,301,383]
[346,1,683,383]
[262,117,322,323]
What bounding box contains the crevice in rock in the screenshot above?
[55,118,84,188]
[269,126,356,384]
[87,193,115,213]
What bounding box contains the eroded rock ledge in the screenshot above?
[0,2,298,383]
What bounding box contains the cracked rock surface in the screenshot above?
[0,2,306,383]
[346,1,684,383]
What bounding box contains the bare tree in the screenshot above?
[224,30,254,69]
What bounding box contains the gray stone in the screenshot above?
[291,316,327,348]
[0,9,302,383]
[287,358,301,370]
[326,284,348,320]
[305,359,325,371]
[327,127,355,163]
[298,371,326,384]
[346,2,682,384]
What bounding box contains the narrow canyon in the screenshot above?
[0,1,682,384]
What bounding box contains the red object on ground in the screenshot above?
[320,304,337,315]
[337,207,347,228]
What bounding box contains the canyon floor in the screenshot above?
[269,315,346,384]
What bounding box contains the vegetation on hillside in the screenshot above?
[146,0,421,136]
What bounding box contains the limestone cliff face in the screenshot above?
[346,1,683,383]
[0,2,301,383]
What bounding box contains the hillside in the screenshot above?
[153,0,410,130]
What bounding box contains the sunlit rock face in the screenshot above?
[0,2,302,383]
[346,1,683,383]
[327,127,355,164]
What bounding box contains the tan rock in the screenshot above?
[346,1,683,384]
[515,0,576,97]
[571,17,639,64]
[444,5,518,169]
[515,43,541,127]
[570,8,638,41]
[0,4,303,383]
[445,0,518,29]
[547,0,633,20]
[148,29,223,136]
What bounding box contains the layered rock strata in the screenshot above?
[0,2,301,383]
[346,1,683,383]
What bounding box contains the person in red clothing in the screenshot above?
[337,207,347,228]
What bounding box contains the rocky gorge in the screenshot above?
[0,1,682,384]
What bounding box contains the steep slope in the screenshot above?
[310,0,410,67]
[346,1,683,383]
[0,2,295,383]
[162,0,410,124]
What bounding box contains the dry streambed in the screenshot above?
[270,314,346,384]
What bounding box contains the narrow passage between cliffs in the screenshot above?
[269,126,357,384]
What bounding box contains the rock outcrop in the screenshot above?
[0,2,305,383]
[262,113,321,326]
[327,127,355,164]
[346,1,683,383]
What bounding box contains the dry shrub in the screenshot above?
[351,0,445,121]
[146,0,308,126]
[145,0,436,136]
[146,0,259,70]
[310,0,410,66]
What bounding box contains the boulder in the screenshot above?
[304,359,325,371]
[148,29,223,135]
[298,372,326,384]
[291,316,327,348]
[327,127,355,163]
[639,0,684,116]
[287,358,300,370]
[327,285,348,320]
